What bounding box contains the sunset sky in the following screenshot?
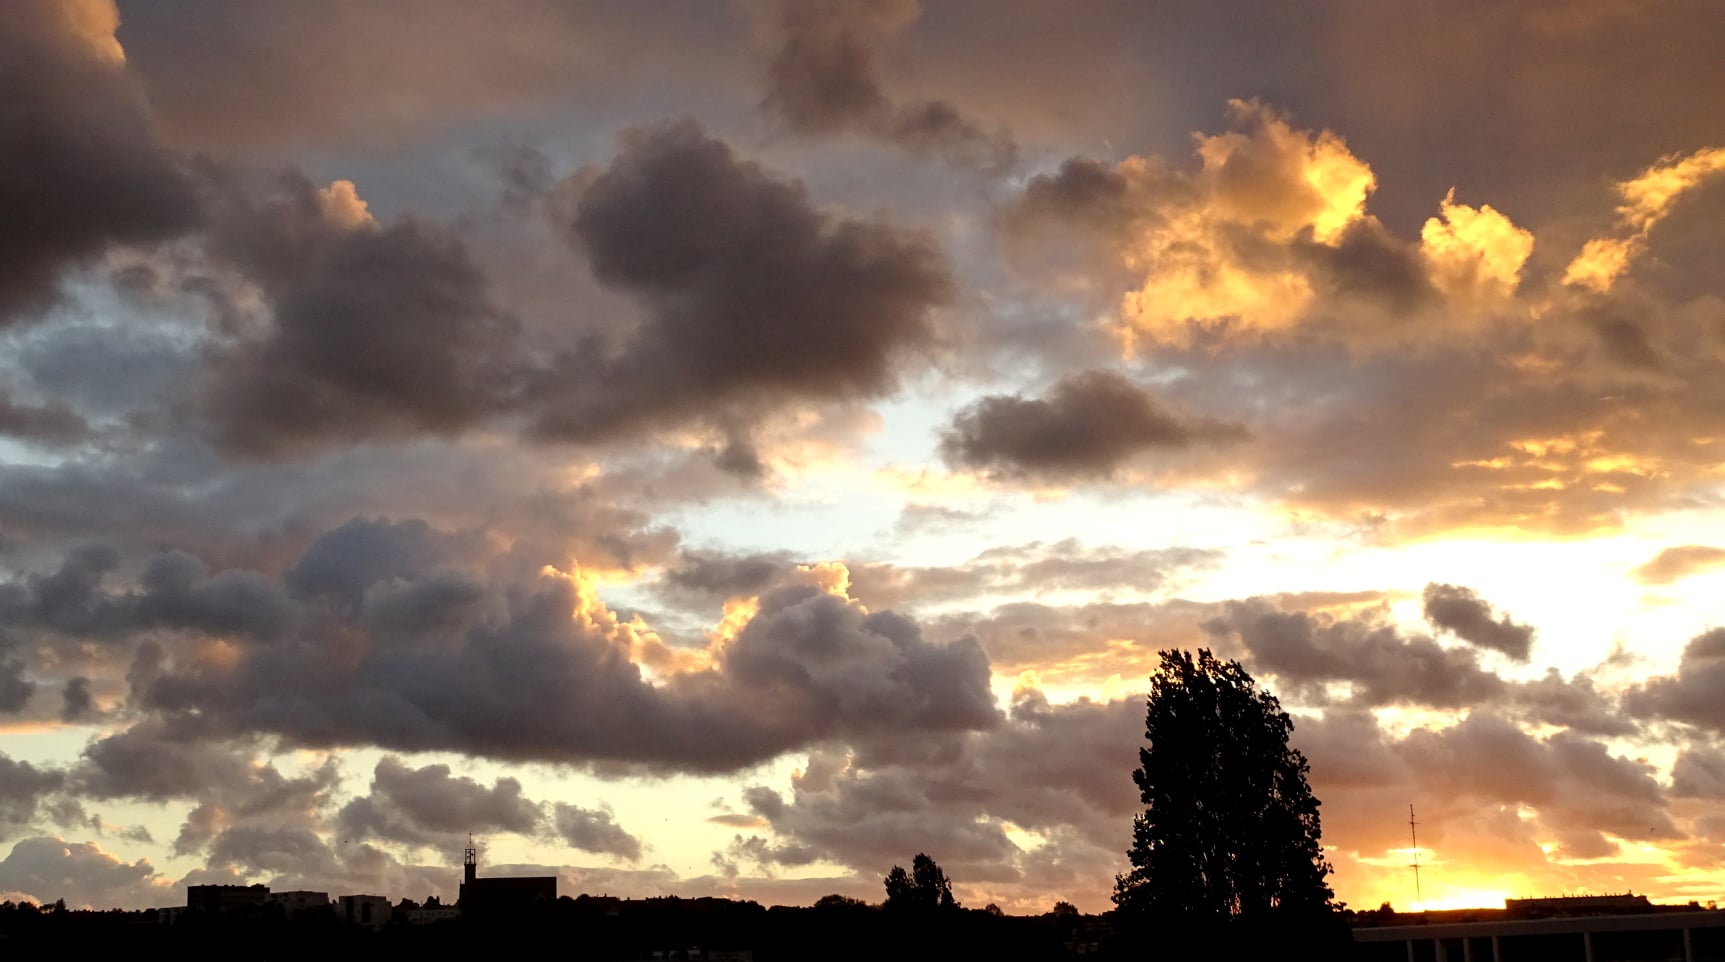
[4,0,1725,915]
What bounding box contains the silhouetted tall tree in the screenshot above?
[884,853,956,910]
[1114,649,1341,955]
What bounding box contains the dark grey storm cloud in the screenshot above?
[0,391,88,445]
[0,541,295,643]
[1422,582,1534,660]
[201,172,518,457]
[1005,157,1169,238]
[940,369,1244,480]
[84,518,1001,773]
[1208,598,1507,709]
[1626,629,1725,733]
[60,676,94,721]
[657,550,798,606]
[551,803,642,861]
[0,0,200,326]
[535,120,951,443]
[1292,219,1438,315]
[1671,745,1725,800]
[338,756,543,849]
[74,718,339,812]
[724,690,1141,895]
[757,0,1015,171]
[0,752,64,830]
[0,648,35,713]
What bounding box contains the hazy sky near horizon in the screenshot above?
[4,0,1725,915]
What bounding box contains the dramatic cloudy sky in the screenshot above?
[4,0,1725,914]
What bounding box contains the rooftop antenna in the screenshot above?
[1408,804,1423,909]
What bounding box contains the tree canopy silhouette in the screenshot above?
[883,853,956,910]
[1114,649,1340,952]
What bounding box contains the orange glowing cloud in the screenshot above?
[1119,101,1376,346]
[315,179,376,231]
[1420,189,1534,302]
[1563,146,1725,293]
[56,0,126,65]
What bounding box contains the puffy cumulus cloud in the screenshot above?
[0,0,200,326]
[656,551,800,609]
[68,517,1000,772]
[0,837,162,909]
[1564,146,1725,293]
[0,541,296,644]
[337,756,543,850]
[535,121,951,446]
[1194,100,1375,246]
[1005,100,1551,359]
[1299,709,1679,883]
[1419,189,1534,301]
[722,691,1143,911]
[1205,596,1627,734]
[1626,629,1725,733]
[1209,598,1506,709]
[1117,101,1377,345]
[551,803,642,861]
[753,0,1015,171]
[200,172,518,457]
[0,650,34,714]
[1421,583,1534,661]
[1632,545,1725,585]
[74,721,339,817]
[0,753,65,834]
[939,370,1246,482]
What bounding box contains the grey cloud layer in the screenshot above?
[5,518,998,773]
[755,0,1016,171]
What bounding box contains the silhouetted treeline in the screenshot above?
[0,895,1113,961]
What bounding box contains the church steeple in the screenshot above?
[464,834,477,885]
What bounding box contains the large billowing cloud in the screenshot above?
[2,0,1721,919]
[534,120,951,447]
[1626,629,1725,734]
[337,756,544,850]
[8,518,998,773]
[0,837,161,909]
[0,0,199,325]
[200,174,519,457]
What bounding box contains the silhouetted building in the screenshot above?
[187,884,270,914]
[457,838,556,915]
[268,890,330,919]
[339,894,391,929]
[1507,893,1653,918]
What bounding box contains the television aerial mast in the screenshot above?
[1409,804,1423,908]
